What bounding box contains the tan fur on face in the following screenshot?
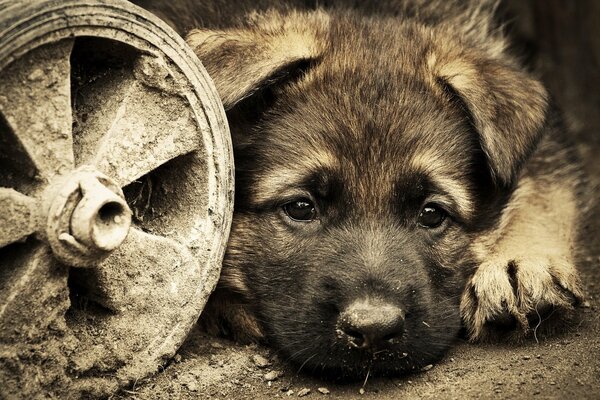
[250,148,337,205]
[409,149,474,216]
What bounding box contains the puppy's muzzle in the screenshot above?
[336,299,405,350]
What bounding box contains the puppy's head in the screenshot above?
[189,7,547,377]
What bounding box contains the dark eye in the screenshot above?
[283,199,317,222]
[418,204,447,228]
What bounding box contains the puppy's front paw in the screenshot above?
[461,257,584,341]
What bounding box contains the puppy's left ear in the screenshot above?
[429,50,548,186]
[186,10,329,110]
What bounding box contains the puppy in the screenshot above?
[136,0,584,377]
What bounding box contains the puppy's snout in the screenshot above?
[337,300,405,349]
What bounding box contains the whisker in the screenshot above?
[296,353,318,375]
[363,360,372,388]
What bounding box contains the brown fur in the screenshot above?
[135,0,585,375]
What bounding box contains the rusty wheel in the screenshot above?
[0,0,233,397]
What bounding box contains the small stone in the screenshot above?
[210,341,225,349]
[549,381,556,385]
[27,69,44,81]
[264,371,281,381]
[252,354,271,368]
[421,364,433,372]
[317,387,330,394]
[536,354,542,359]
[286,390,294,396]
[173,354,182,363]
[449,357,455,362]
[523,355,531,360]
[359,388,365,395]
[185,381,198,392]
[298,388,311,397]
[582,300,591,308]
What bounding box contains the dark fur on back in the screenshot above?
[134,0,497,33]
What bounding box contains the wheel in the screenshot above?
[0,0,234,397]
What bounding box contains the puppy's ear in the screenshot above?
[429,50,548,186]
[186,10,329,109]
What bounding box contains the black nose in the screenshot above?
[337,299,405,349]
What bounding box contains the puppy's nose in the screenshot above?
[337,300,405,349]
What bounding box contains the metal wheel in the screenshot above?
[0,0,233,397]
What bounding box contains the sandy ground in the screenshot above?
[114,127,600,400]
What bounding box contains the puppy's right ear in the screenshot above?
[186,10,329,109]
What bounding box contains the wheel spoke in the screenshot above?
[67,228,207,380]
[0,39,75,182]
[0,188,40,247]
[65,226,209,380]
[71,52,201,187]
[0,241,69,340]
[74,227,204,314]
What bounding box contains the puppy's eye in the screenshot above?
[283,199,317,222]
[418,204,446,228]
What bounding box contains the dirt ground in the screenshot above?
[115,291,600,400]
[114,96,600,400]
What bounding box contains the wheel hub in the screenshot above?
[45,166,132,267]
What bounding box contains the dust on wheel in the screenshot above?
[0,0,234,397]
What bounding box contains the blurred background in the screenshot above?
[502,0,600,178]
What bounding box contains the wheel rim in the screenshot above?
[0,0,233,396]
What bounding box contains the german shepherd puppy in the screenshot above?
[135,0,584,378]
